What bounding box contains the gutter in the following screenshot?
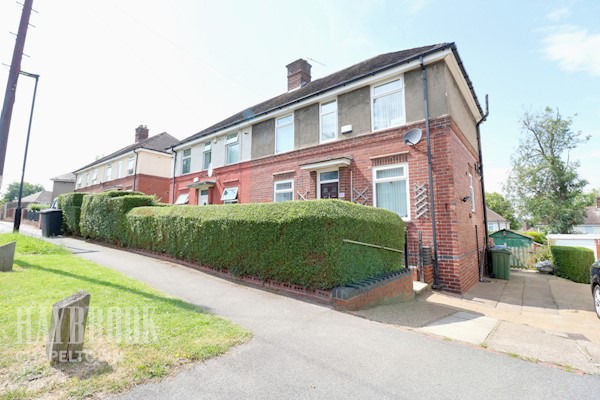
[476,95,490,281]
[420,56,441,289]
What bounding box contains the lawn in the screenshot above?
[0,234,251,399]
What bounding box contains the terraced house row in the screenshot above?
[73,43,488,293]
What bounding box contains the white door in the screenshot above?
[199,189,209,206]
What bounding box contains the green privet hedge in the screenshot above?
[126,200,405,290]
[80,191,156,244]
[550,246,595,284]
[57,192,88,236]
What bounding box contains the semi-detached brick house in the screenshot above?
[171,43,489,293]
[73,126,178,202]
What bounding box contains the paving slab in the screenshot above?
[418,311,498,345]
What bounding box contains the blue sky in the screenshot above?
[0,0,598,196]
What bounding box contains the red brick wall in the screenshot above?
[74,174,171,203]
[173,115,485,293]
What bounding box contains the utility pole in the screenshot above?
[0,0,34,190]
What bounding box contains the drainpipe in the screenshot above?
[171,146,177,204]
[476,95,490,281]
[132,149,140,192]
[420,56,441,289]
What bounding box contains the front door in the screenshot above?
[198,189,209,206]
[319,170,339,199]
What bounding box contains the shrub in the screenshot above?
[550,245,594,283]
[80,192,156,244]
[26,203,50,211]
[126,200,405,290]
[527,244,553,269]
[57,192,88,236]
[521,231,547,245]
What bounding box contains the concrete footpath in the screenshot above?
[3,222,600,399]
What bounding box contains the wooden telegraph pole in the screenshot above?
[0,0,34,189]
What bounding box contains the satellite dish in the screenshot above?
[207,162,213,177]
[403,128,422,146]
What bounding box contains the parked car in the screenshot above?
[592,260,600,319]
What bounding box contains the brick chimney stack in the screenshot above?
[286,59,312,91]
[135,125,149,143]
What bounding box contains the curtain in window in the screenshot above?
[376,180,407,217]
[373,91,403,131]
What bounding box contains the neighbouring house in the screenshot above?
[73,126,178,202]
[1,190,52,220]
[171,43,487,293]
[574,197,600,234]
[50,172,76,201]
[548,234,600,260]
[486,207,510,232]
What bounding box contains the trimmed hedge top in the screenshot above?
[127,200,405,289]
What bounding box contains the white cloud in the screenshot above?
[541,25,600,76]
[546,6,570,22]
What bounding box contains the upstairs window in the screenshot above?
[127,156,135,175]
[91,169,98,185]
[372,78,405,131]
[320,100,337,143]
[117,161,122,178]
[469,172,476,212]
[105,164,112,181]
[203,142,212,170]
[182,148,192,174]
[275,115,294,153]
[86,173,90,186]
[76,175,82,188]
[274,180,294,202]
[225,133,240,165]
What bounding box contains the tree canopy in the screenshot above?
[1,181,45,202]
[505,107,589,234]
[485,192,519,229]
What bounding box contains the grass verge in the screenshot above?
[0,234,251,399]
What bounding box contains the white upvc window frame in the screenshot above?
[91,168,98,185]
[317,169,339,199]
[117,161,122,178]
[273,179,294,202]
[76,175,82,188]
[372,163,410,221]
[182,148,192,175]
[225,133,240,165]
[105,164,112,181]
[275,114,294,154]
[127,156,135,176]
[221,187,239,204]
[371,76,406,132]
[86,173,90,187]
[469,172,476,212]
[319,99,337,143]
[202,142,212,170]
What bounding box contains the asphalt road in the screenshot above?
[27,233,600,399]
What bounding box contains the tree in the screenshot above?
[505,107,590,234]
[1,181,45,202]
[485,192,519,229]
